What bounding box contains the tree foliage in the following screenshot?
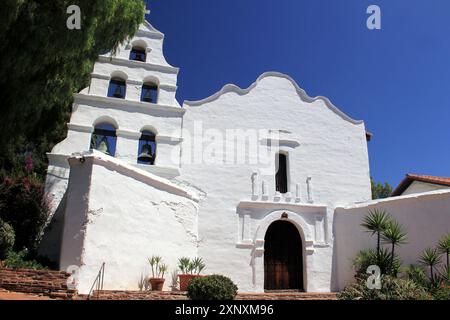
[371,178,393,199]
[0,0,145,178]
[0,218,15,259]
[0,175,50,254]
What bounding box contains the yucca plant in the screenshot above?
[148,255,163,278]
[159,264,168,279]
[361,209,391,258]
[353,248,401,277]
[192,257,206,275]
[404,265,428,287]
[381,220,407,275]
[178,257,191,275]
[420,248,442,283]
[437,233,450,279]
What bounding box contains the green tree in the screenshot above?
[0,218,15,259]
[0,0,145,178]
[371,178,393,199]
[0,176,49,254]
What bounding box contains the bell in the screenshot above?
[113,85,123,98]
[97,137,110,155]
[138,143,153,163]
[143,89,153,103]
[135,52,144,61]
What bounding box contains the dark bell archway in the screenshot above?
[264,220,304,291]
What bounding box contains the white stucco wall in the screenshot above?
[180,72,372,292]
[402,181,450,196]
[334,190,450,291]
[59,152,199,294]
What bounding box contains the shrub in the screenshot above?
[4,249,46,270]
[0,218,15,259]
[432,283,450,300]
[405,265,428,288]
[353,248,401,277]
[187,275,238,300]
[0,176,50,254]
[338,275,430,300]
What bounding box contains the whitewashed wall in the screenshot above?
[180,73,372,292]
[334,190,450,291]
[59,152,199,294]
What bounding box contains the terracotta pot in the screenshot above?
[179,274,202,291]
[149,278,165,291]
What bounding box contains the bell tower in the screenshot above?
[44,12,185,231]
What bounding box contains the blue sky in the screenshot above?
[146,0,450,187]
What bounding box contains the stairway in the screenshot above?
[0,268,77,300]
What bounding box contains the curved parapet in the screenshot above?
[184,71,363,125]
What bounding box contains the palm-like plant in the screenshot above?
[148,255,163,278]
[361,209,391,258]
[178,257,191,274]
[353,248,401,277]
[437,233,450,279]
[192,257,206,275]
[381,220,407,275]
[159,264,168,279]
[404,265,428,287]
[420,248,442,283]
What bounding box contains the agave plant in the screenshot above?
[381,220,407,275]
[437,233,450,279]
[361,209,391,258]
[420,248,442,283]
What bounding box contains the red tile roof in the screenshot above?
[391,174,450,196]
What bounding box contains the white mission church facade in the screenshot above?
[39,19,450,294]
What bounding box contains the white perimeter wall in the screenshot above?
[334,190,450,291]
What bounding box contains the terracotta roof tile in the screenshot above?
[391,174,450,196]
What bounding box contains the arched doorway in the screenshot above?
[264,220,304,291]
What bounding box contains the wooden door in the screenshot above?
[264,220,303,291]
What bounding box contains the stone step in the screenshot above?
[87,290,337,300]
[0,267,76,300]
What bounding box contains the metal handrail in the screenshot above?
[87,262,105,300]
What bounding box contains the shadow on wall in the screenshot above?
[38,192,68,268]
[330,218,341,292]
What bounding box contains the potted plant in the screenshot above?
[178,257,206,291]
[148,255,168,291]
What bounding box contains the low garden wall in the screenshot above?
[0,267,76,299]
